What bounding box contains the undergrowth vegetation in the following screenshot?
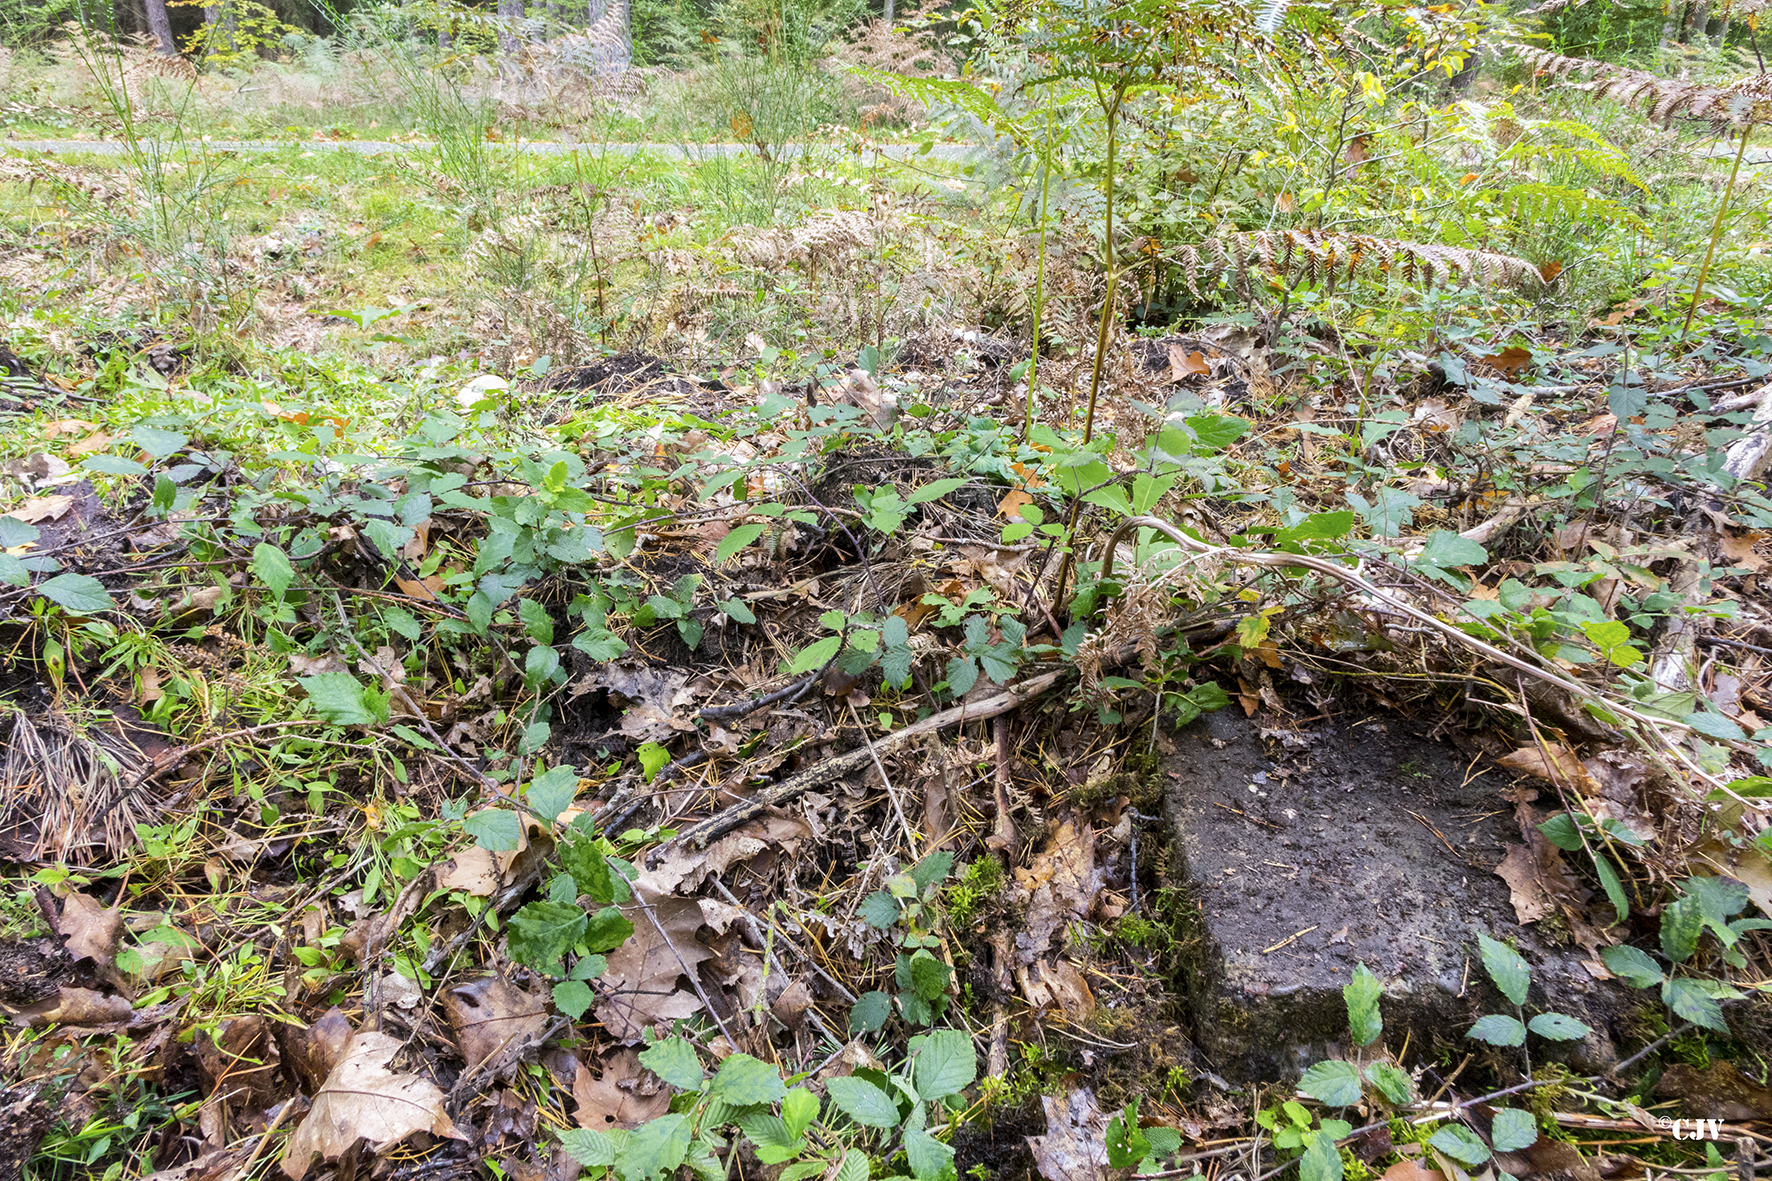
[1,0,1771,1179]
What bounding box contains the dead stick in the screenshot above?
[668,670,1067,850]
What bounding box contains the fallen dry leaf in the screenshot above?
[572,1048,671,1130]
[9,494,73,524]
[1479,345,1533,377]
[1496,745,1593,790]
[997,488,1034,521]
[436,847,502,896]
[17,986,134,1026]
[1016,956,1095,1019]
[1655,1061,1772,1120]
[67,432,114,458]
[1494,833,1583,926]
[195,1015,282,1110]
[442,975,547,1070]
[595,887,710,1040]
[1027,1087,1113,1181]
[1379,1160,1446,1181]
[280,1030,461,1178]
[41,419,96,439]
[283,1007,353,1095]
[57,891,122,967]
[1167,342,1210,382]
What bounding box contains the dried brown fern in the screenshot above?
[1512,44,1772,128]
[1165,230,1546,299]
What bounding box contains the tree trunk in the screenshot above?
[883,0,895,25]
[145,0,177,55]
[586,0,632,72]
[499,0,523,66]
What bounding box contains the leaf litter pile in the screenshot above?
[0,321,1769,1181]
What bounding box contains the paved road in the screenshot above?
[3,138,981,163]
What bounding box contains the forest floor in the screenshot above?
[1,59,1771,1181]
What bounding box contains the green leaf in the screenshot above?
[1467,1014,1527,1046]
[850,990,892,1032]
[1538,813,1583,851]
[825,1075,902,1128]
[299,672,376,726]
[737,1112,796,1160]
[1490,1109,1538,1152]
[562,838,615,903]
[582,905,635,953]
[1662,977,1728,1032]
[1687,711,1745,741]
[1661,895,1703,963]
[1421,531,1487,568]
[131,425,187,458]
[910,1029,976,1100]
[859,891,900,929]
[788,634,842,674]
[833,1148,870,1181]
[617,1111,692,1181]
[637,742,670,782]
[908,851,955,894]
[1285,511,1356,542]
[1527,1012,1591,1041]
[82,454,147,476]
[720,598,756,624]
[1185,413,1247,454]
[527,764,579,823]
[1299,1131,1343,1181]
[253,543,295,597]
[35,573,115,614]
[905,1127,956,1180]
[907,477,969,505]
[1429,1125,1492,1166]
[1298,1060,1362,1107]
[1683,875,1750,924]
[908,951,951,1002]
[1594,853,1629,921]
[638,1037,704,1090]
[558,1129,618,1167]
[1343,963,1383,1047]
[1599,944,1663,989]
[710,1053,787,1105]
[1363,1062,1413,1105]
[782,1086,819,1140]
[1106,1102,1150,1170]
[1478,933,1531,1006]
[553,979,595,1019]
[509,900,588,975]
[717,522,768,565]
[464,808,522,851]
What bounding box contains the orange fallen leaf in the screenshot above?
[997,489,1034,521]
[42,419,96,439]
[395,575,442,601]
[1538,260,1564,282]
[68,432,113,458]
[1479,346,1532,377]
[1167,343,1210,382]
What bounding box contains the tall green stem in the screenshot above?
[1052,83,1124,613]
[1681,128,1749,341]
[1023,106,1055,444]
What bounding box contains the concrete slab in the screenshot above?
[1162,708,1629,1082]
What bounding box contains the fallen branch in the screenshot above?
[666,669,1066,849]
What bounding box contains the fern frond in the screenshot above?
[1254,0,1291,34]
[1512,44,1772,129]
[1501,181,1648,231]
[1167,230,1545,299]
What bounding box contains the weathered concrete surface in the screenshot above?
[1162,708,1629,1082]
